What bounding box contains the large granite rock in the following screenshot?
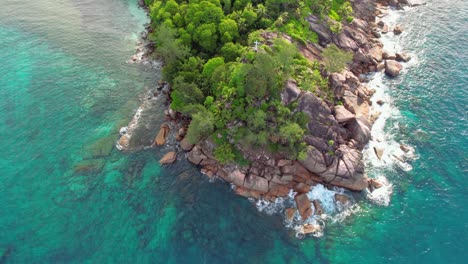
[369,46,383,62]
[313,200,324,215]
[187,146,207,165]
[304,135,332,152]
[180,137,194,151]
[298,92,347,145]
[334,105,355,123]
[299,146,327,175]
[385,60,403,77]
[295,193,312,220]
[227,169,246,187]
[307,15,332,45]
[243,174,269,193]
[329,72,347,99]
[342,90,370,118]
[281,80,301,105]
[268,182,290,197]
[320,145,369,191]
[348,116,372,149]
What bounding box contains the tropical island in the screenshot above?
[119,0,414,234]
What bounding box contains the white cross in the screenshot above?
[254,40,260,52]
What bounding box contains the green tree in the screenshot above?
[244,52,279,98]
[273,39,297,71]
[153,25,189,65]
[218,18,239,43]
[203,57,225,79]
[194,23,218,53]
[279,122,304,145]
[338,2,353,22]
[170,77,205,112]
[186,111,215,144]
[220,42,244,61]
[248,109,267,131]
[322,44,353,73]
[242,4,258,28]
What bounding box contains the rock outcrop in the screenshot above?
[319,145,369,191]
[147,0,409,225]
[180,137,194,151]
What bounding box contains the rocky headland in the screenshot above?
[119,0,418,235]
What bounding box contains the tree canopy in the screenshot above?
[144,0,354,164]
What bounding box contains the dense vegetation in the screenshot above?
[144,0,353,164]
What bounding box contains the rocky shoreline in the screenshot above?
[119,0,418,235]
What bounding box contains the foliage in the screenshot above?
[322,44,353,73]
[151,24,188,65]
[280,20,318,45]
[186,110,214,144]
[144,0,355,164]
[214,143,236,164]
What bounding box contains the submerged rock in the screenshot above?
[400,144,411,153]
[396,52,411,62]
[154,123,170,146]
[302,223,321,234]
[73,159,105,175]
[393,25,403,35]
[313,200,324,216]
[160,151,177,164]
[369,178,384,189]
[285,208,297,221]
[335,193,351,205]
[374,147,384,160]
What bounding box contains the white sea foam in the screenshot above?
[251,184,362,238]
[362,6,419,210]
[365,175,393,206]
[307,184,342,214]
[115,98,155,150]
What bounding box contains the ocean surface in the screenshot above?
[0,0,466,263]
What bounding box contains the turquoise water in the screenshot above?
[0,0,466,263]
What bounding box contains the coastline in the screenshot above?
[118,0,418,236]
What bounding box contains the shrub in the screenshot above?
[214,143,236,164]
[186,111,214,144]
[322,44,353,73]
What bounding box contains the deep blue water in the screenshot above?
[0,0,466,263]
